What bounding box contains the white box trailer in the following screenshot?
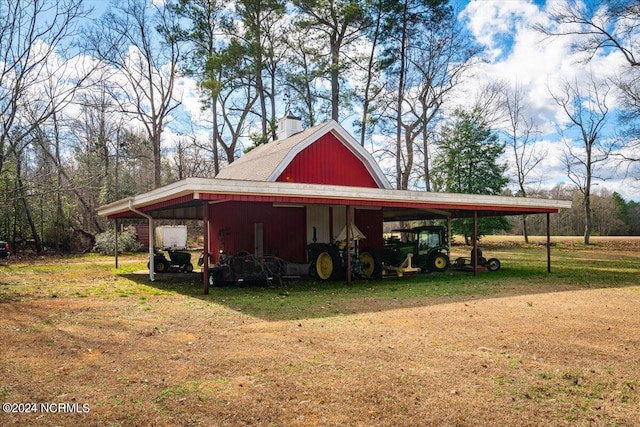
[155,225,188,250]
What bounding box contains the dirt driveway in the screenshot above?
[2,280,639,426]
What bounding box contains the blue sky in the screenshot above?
[455,0,638,201]
[78,0,638,201]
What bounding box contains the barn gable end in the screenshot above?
[275,132,379,187]
[215,120,391,189]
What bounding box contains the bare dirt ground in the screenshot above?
[1,240,640,426]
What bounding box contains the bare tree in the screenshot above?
[535,0,640,178]
[171,135,214,180]
[379,0,479,190]
[535,0,640,66]
[0,0,89,176]
[0,0,95,251]
[502,82,546,243]
[87,0,183,188]
[551,74,613,244]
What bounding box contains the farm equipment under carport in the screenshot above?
[200,225,383,286]
[201,251,286,286]
[452,247,501,272]
[307,242,382,281]
[148,225,194,273]
[149,249,194,273]
[382,226,450,277]
[307,224,383,281]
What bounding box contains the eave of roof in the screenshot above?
[97,177,572,220]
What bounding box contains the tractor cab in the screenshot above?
[383,225,450,273]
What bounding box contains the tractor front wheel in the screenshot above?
[154,260,166,273]
[428,252,450,272]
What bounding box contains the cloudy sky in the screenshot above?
[81,0,638,201]
[455,0,637,201]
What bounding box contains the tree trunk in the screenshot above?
[16,159,43,253]
[256,63,268,142]
[584,191,592,245]
[401,127,413,190]
[55,113,65,251]
[212,98,220,176]
[330,34,340,121]
[153,131,162,188]
[395,0,408,190]
[522,214,529,244]
[360,0,382,147]
[423,125,431,192]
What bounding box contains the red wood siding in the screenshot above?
[355,209,383,252]
[208,202,306,263]
[275,133,379,188]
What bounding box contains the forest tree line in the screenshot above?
[1,0,639,253]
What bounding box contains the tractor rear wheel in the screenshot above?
[154,260,166,273]
[314,251,336,281]
[428,252,450,272]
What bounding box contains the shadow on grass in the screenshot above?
[119,252,640,322]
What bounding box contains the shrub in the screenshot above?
[93,229,142,254]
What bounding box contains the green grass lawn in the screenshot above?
[3,241,637,322]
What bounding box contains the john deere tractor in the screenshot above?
[383,225,450,273]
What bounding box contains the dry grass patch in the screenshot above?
[1,240,639,426]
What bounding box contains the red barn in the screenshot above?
[211,118,391,263]
[98,116,571,291]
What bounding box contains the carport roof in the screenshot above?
[97,177,572,221]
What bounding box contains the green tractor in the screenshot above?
[383,225,450,274]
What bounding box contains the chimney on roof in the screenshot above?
[276,111,303,140]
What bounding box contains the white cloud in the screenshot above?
[455,0,639,201]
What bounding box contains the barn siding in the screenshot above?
[275,133,379,188]
[355,208,383,252]
[206,202,383,265]
[208,202,306,263]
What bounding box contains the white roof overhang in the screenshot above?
[97,177,572,221]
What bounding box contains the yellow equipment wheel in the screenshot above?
[315,251,334,280]
[154,261,166,273]
[429,253,449,272]
[359,251,375,278]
